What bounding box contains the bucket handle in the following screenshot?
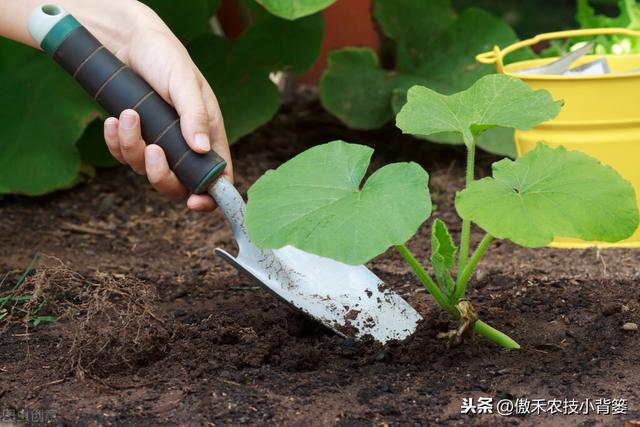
[476,28,640,73]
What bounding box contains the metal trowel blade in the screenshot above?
[515,42,595,75]
[209,177,422,343]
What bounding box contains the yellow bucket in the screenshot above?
[477,28,640,248]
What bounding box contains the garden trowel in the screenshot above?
[515,41,595,75]
[29,4,422,342]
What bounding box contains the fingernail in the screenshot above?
[147,149,161,167]
[121,111,136,130]
[194,133,210,151]
[105,119,117,135]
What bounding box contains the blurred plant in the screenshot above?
[0,0,326,195]
[256,0,336,20]
[319,0,534,158]
[544,0,640,57]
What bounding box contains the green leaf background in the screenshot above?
[319,0,535,157]
[0,0,325,195]
[190,12,323,143]
[0,39,99,195]
[256,0,337,20]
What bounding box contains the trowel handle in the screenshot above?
[28,5,226,194]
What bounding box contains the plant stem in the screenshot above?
[397,244,519,349]
[395,244,456,316]
[457,139,476,273]
[474,320,520,349]
[454,234,494,301]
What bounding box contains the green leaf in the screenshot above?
[77,119,121,168]
[575,0,640,54]
[391,89,516,157]
[0,39,99,195]
[374,0,457,73]
[320,1,533,154]
[141,0,213,42]
[320,48,438,129]
[431,219,456,269]
[190,35,278,144]
[233,12,324,74]
[33,315,57,326]
[256,0,336,20]
[245,141,432,265]
[396,74,562,147]
[541,0,640,57]
[455,144,640,247]
[208,0,222,14]
[577,0,639,29]
[431,219,457,295]
[190,13,323,143]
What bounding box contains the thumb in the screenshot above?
[169,66,211,153]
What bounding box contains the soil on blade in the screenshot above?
[1,95,639,426]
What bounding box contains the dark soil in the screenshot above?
[1,96,640,426]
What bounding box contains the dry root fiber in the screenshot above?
[20,257,174,378]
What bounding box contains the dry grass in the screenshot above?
[7,256,175,378]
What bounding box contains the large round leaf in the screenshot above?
[320,48,439,130]
[455,144,640,247]
[190,13,323,143]
[0,40,99,195]
[76,119,121,168]
[141,0,213,42]
[245,141,432,265]
[256,0,336,20]
[397,74,562,147]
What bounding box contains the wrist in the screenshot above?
[75,0,165,54]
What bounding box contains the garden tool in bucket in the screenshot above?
[477,28,640,248]
[28,4,422,342]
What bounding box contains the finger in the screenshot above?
[201,81,234,183]
[187,194,217,212]
[144,145,189,200]
[118,110,147,175]
[103,117,125,164]
[169,66,211,153]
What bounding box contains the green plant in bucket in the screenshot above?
[244,74,639,349]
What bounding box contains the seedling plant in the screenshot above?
[0,255,57,327]
[244,74,639,349]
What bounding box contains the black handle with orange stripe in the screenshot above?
[51,24,226,194]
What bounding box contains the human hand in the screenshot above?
[100,4,233,211]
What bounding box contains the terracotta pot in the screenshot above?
[299,0,380,85]
[217,0,245,38]
[216,0,380,85]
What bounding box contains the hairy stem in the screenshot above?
[396,244,456,316]
[454,234,494,301]
[397,244,519,349]
[475,320,520,349]
[457,139,476,273]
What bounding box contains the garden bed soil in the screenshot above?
[1,96,640,426]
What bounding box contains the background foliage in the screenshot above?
[0,0,627,196]
[319,0,535,157]
[0,0,324,195]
